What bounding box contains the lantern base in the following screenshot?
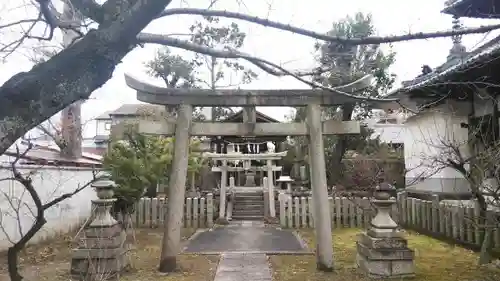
[356,232,415,279]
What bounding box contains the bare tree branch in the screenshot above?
[0,142,105,281]
[156,8,500,45]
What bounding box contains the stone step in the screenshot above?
[234,199,264,202]
[234,194,264,199]
[231,215,264,221]
[235,194,263,199]
[233,204,264,211]
[232,210,265,217]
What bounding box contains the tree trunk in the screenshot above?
[474,190,493,265]
[329,104,354,184]
[60,102,83,158]
[60,3,83,159]
[0,0,174,154]
[479,227,493,265]
[191,172,196,193]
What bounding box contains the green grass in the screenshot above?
[0,228,218,281]
[270,228,500,281]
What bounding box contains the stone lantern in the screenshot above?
[356,183,415,279]
[70,178,130,280]
[276,175,294,193]
[90,179,118,227]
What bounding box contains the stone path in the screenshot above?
[183,221,310,254]
[213,253,272,281]
[184,220,311,281]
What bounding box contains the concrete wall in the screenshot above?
[404,101,471,193]
[0,159,98,250]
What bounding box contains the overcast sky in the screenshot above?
[1,0,500,137]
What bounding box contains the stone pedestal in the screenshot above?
[356,184,415,279]
[70,179,130,280]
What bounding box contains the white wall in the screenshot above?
[0,160,99,250]
[404,102,470,186]
[370,123,405,144]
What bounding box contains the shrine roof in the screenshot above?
[442,0,500,19]
[221,109,280,123]
[388,34,500,98]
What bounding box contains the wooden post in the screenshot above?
[227,177,234,220]
[267,159,276,218]
[279,191,286,227]
[159,104,193,272]
[219,160,228,219]
[306,103,334,271]
[207,193,214,227]
[431,194,439,233]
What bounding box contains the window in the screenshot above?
[104,122,111,131]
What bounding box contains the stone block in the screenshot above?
[367,228,403,239]
[85,224,122,238]
[78,231,126,248]
[357,253,391,276]
[357,242,414,261]
[71,245,130,259]
[357,254,415,279]
[71,250,129,280]
[392,260,415,276]
[357,233,408,249]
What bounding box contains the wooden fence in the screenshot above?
[278,195,396,229]
[279,192,500,250]
[132,194,214,228]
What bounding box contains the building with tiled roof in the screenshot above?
[390,0,500,196]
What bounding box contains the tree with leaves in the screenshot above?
[294,12,397,184]
[189,17,257,120]
[145,47,206,120]
[103,130,203,216]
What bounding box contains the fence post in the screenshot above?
[302,197,308,228]
[279,192,286,227]
[151,198,158,228]
[397,191,406,225]
[193,197,199,228]
[207,193,214,227]
[144,198,151,227]
[335,197,342,228]
[308,196,314,228]
[431,194,439,233]
[294,197,300,228]
[328,197,334,229]
[200,197,206,228]
[410,198,417,227]
[186,198,192,228]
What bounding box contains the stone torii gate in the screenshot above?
[122,73,373,270]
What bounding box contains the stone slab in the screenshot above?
[71,245,130,259]
[183,225,309,253]
[357,233,408,249]
[367,228,403,239]
[213,253,272,281]
[71,252,129,278]
[78,231,126,248]
[357,242,414,261]
[357,253,415,279]
[84,224,122,238]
